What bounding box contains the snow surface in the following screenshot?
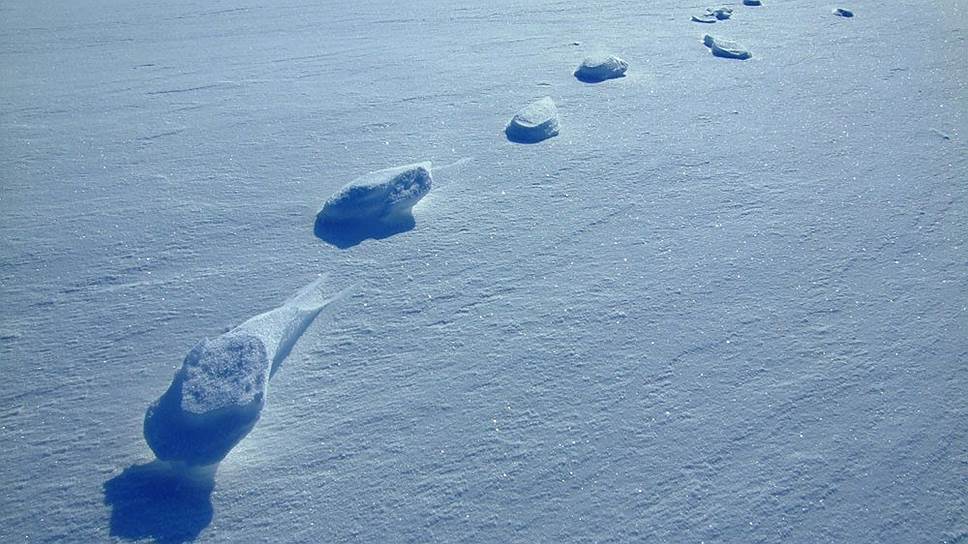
[1,0,967,543]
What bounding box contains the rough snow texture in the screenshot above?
[703,34,752,59]
[1,1,966,543]
[505,96,560,143]
[144,334,269,466]
[574,55,629,82]
[143,276,342,466]
[315,163,432,248]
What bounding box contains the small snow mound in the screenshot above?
[144,334,269,466]
[693,7,732,23]
[833,8,854,17]
[315,163,432,248]
[703,34,752,60]
[505,96,560,144]
[574,55,629,82]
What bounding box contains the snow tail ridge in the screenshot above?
[231,275,355,372]
[272,276,354,370]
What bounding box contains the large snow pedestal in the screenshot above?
[144,276,343,466]
[314,162,432,248]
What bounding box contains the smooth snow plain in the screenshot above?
[1,0,966,543]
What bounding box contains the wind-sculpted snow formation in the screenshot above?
[505,96,560,143]
[574,55,629,82]
[314,162,432,248]
[143,276,346,466]
[692,7,733,23]
[703,34,752,60]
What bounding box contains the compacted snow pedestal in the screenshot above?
[314,162,432,248]
[574,55,629,82]
[143,276,345,466]
[505,96,560,143]
[703,34,753,59]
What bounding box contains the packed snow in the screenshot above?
[574,55,629,83]
[703,34,753,60]
[0,0,965,543]
[144,333,270,466]
[143,276,345,466]
[505,96,561,143]
[314,162,432,248]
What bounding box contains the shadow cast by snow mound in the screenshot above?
[314,214,416,249]
[103,461,215,544]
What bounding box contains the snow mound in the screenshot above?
[574,55,629,82]
[833,8,854,17]
[143,276,344,466]
[314,162,432,248]
[692,8,732,23]
[143,334,268,466]
[703,34,752,60]
[505,96,560,144]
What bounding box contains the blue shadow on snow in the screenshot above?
[314,215,415,249]
[103,461,215,543]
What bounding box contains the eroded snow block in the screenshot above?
[574,55,629,82]
[505,97,560,143]
[693,7,731,23]
[314,163,432,248]
[144,276,343,466]
[144,334,269,466]
[703,34,752,60]
[833,8,854,17]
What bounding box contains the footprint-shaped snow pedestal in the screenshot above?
[505,96,560,143]
[143,276,345,466]
[703,34,752,60]
[574,55,629,82]
[692,7,732,23]
[314,162,432,248]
